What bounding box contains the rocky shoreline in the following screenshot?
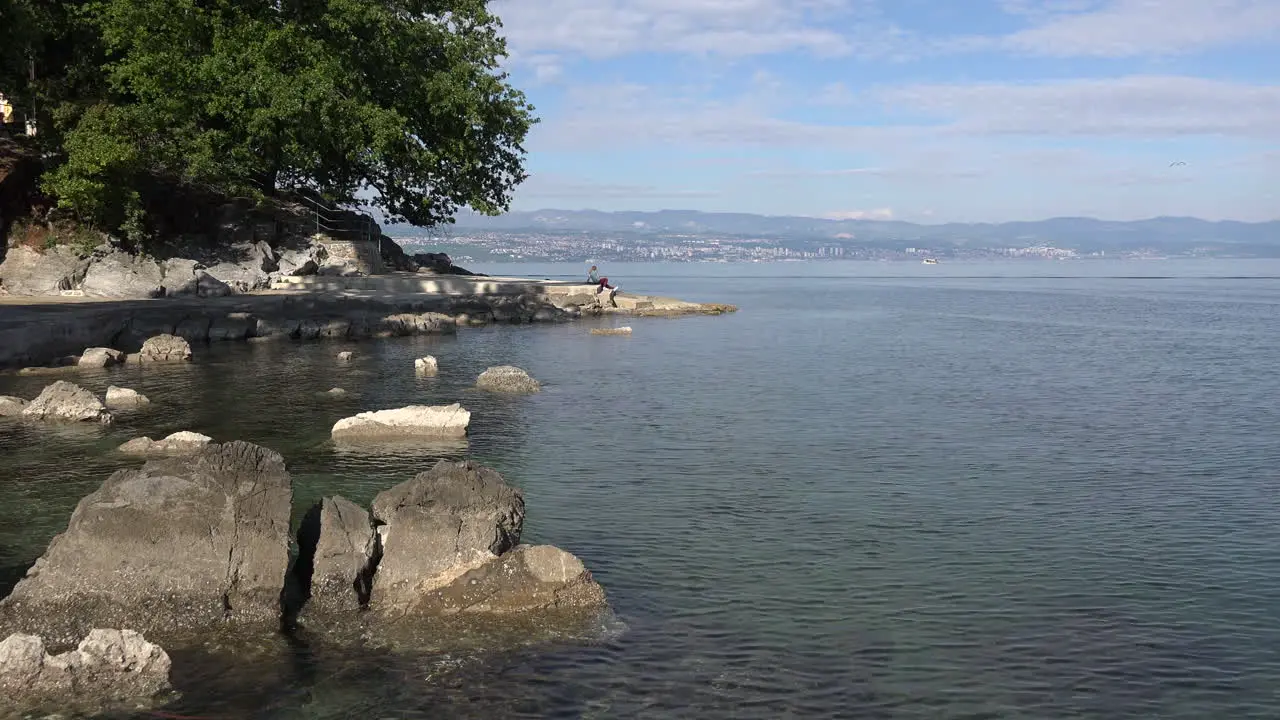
[0,285,737,370]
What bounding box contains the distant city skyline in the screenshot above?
[492,0,1280,224]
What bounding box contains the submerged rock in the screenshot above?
[117,431,211,456]
[331,403,470,440]
[369,460,525,612]
[0,441,292,645]
[104,385,150,408]
[475,365,541,394]
[20,381,112,424]
[78,347,125,368]
[414,356,439,376]
[0,395,27,417]
[590,326,633,336]
[137,334,192,363]
[0,629,171,713]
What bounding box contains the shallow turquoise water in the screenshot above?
[2,259,1280,718]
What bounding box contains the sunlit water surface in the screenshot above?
[2,259,1279,718]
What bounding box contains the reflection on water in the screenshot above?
[3,262,1280,718]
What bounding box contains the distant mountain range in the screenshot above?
[435,209,1280,253]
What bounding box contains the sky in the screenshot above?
[491,0,1280,223]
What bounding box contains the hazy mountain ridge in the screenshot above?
[439,209,1280,250]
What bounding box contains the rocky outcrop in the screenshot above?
[117,431,213,456]
[137,333,192,362]
[80,249,165,299]
[21,381,112,424]
[331,403,470,440]
[0,441,292,645]
[0,395,27,416]
[414,356,438,375]
[368,461,525,612]
[0,246,89,295]
[475,365,541,394]
[0,629,171,714]
[297,497,378,614]
[78,347,125,368]
[104,386,149,408]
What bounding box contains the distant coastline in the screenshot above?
[391,210,1280,263]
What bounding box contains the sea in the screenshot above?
[1,258,1279,719]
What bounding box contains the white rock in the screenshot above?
[590,326,633,336]
[337,351,355,361]
[105,386,150,408]
[414,356,439,375]
[331,403,470,439]
[78,347,125,367]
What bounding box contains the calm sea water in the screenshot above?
[2,259,1279,719]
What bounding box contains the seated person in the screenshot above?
[587,265,619,294]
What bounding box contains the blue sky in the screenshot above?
[491,0,1280,223]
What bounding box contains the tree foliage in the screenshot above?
[1,0,535,235]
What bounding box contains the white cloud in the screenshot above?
[492,0,916,60]
[519,174,720,200]
[1000,0,1280,56]
[880,75,1280,137]
[823,208,895,220]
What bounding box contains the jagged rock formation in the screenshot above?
[295,460,606,623]
[475,365,541,394]
[0,629,172,715]
[0,441,292,646]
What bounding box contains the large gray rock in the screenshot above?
[0,629,171,713]
[202,241,277,293]
[331,403,470,440]
[369,461,525,612]
[137,333,192,362]
[0,442,293,645]
[78,347,125,368]
[0,395,28,416]
[21,381,112,424]
[299,496,378,614]
[475,365,541,394]
[412,545,607,615]
[80,249,165,299]
[160,258,201,296]
[0,246,90,295]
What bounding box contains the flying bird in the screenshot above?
[1169,161,1186,166]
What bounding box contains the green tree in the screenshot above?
[37,0,536,234]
